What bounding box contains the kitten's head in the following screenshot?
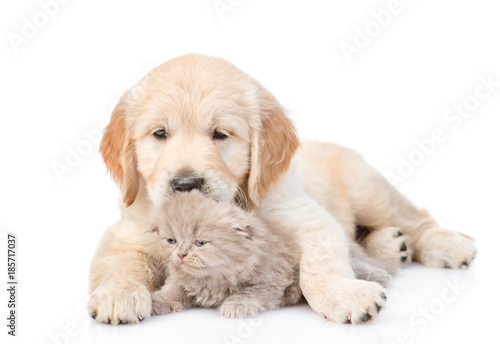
[152,191,264,278]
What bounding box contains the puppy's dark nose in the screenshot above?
[171,176,204,193]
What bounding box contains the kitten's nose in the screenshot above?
[171,175,204,193]
[177,253,187,261]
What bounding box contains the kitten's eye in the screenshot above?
[167,238,177,244]
[153,129,167,140]
[195,240,207,247]
[212,130,228,140]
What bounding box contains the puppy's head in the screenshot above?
[100,54,299,209]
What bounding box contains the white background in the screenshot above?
[1,0,499,343]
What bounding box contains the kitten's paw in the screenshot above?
[415,229,476,268]
[354,262,392,288]
[151,293,183,315]
[363,227,412,266]
[88,280,151,325]
[219,296,266,318]
[303,278,386,325]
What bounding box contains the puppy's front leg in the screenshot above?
[258,172,386,324]
[88,220,165,325]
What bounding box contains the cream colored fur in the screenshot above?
[88,54,476,325]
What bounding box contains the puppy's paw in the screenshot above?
[363,227,412,266]
[88,280,151,325]
[415,229,476,268]
[304,278,386,324]
[219,296,266,318]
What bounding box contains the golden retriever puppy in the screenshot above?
[88,54,476,325]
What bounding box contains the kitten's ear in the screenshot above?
[146,226,159,234]
[233,225,252,238]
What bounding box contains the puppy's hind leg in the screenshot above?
[340,148,476,269]
[357,226,412,266]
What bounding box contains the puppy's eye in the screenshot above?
[212,130,228,140]
[153,129,167,140]
[167,238,177,244]
[195,240,207,247]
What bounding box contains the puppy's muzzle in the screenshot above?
[171,175,204,193]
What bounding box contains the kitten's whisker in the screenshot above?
[194,259,203,269]
[235,186,251,210]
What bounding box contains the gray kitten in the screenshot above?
[151,191,393,318]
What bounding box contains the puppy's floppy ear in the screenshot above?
[247,84,300,206]
[100,92,139,206]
